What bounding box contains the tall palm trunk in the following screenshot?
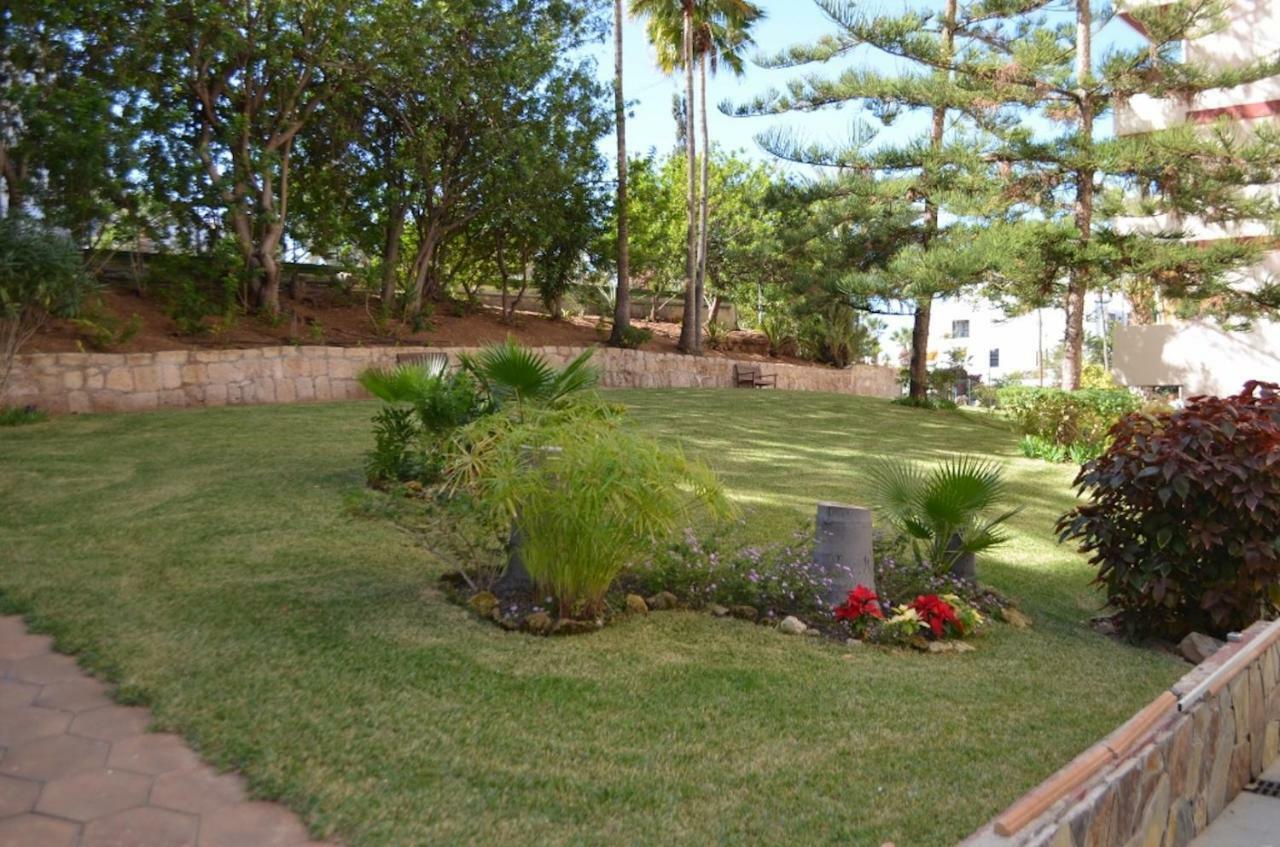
[676,5,700,354]
[609,0,632,347]
[696,52,711,334]
[1063,0,1094,390]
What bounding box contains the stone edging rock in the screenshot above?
[961,619,1280,847]
[2,345,898,414]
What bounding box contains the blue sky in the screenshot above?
[586,0,1148,170]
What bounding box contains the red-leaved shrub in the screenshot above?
[1057,381,1280,639]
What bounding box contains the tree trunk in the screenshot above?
[907,0,956,401]
[380,209,406,309]
[407,225,441,318]
[1064,0,1094,391]
[676,7,699,355]
[695,53,711,337]
[608,0,632,347]
[908,296,932,400]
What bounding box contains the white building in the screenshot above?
[924,298,1065,387]
[1111,0,1280,397]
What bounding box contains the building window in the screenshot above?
[989,348,1000,368]
[952,319,970,338]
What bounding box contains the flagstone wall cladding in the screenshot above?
[963,620,1280,847]
[2,345,898,413]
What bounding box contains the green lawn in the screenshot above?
[0,390,1182,846]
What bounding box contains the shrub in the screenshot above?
[458,340,598,410]
[71,297,141,351]
[446,407,730,618]
[0,404,48,426]
[1056,381,1280,639]
[997,386,1139,449]
[366,406,429,484]
[891,396,958,411]
[867,457,1020,575]
[358,363,484,484]
[629,525,853,620]
[613,324,652,350]
[0,217,94,396]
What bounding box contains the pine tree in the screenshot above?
[732,0,1005,399]
[963,0,1280,387]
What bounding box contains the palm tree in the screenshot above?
[630,1,762,353]
[690,2,762,334]
[608,0,632,348]
[866,456,1021,577]
[631,0,699,354]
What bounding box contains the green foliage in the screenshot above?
[445,406,730,617]
[614,325,652,350]
[867,457,1019,575]
[458,340,598,410]
[1057,382,1280,639]
[997,387,1140,451]
[70,298,141,352]
[0,405,49,426]
[0,217,94,393]
[357,361,485,484]
[797,301,880,368]
[891,396,957,411]
[759,311,796,357]
[366,406,429,485]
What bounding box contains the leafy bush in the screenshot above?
[613,324,652,350]
[0,217,94,396]
[867,457,1019,575]
[997,386,1139,450]
[71,297,141,351]
[628,527,1006,625]
[891,396,958,411]
[629,525,851,620]
[366,406,430,484]
[759,312,796,357]
[358,362,485,484]
[446,407,729,617]
[1018,433,1105,464]
[0,404,48,426]
[1057,381,1280,639]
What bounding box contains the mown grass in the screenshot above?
[0,390,1182,846]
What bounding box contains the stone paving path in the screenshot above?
[0,615,336,847]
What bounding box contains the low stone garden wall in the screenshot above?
[962,619,1280,847]
[2,345,898,414]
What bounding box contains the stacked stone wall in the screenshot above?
[2,345,899,413]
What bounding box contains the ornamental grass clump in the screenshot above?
[1057,381,1280,639]
[446,405,730,618]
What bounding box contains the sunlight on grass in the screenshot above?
[0,392,1182,846]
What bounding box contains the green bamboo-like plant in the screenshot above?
[445,405,730,618]
[866,456,1020,575]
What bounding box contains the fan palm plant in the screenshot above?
[458,339,599,410]
[866,456,1021,576]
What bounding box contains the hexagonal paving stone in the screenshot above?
[83,806,197,847]
[197,801,311,847]
[0,680,41,711]
[34,678,113,713]
[0,774,40,818]
[0,632,52,663]
[0,734,109,782]
[107,734,200,775]
[36,768,154,822]
[10,653,81,685]
[151,765,246,815]
[0,705,72,748]
[70,706,151,741]
[0,813,80,847]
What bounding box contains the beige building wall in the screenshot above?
[1113,322,1280,396]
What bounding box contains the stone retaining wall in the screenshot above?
[2,345,898,414]
[963,620,1280,847]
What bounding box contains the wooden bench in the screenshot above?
[733,364,777,388]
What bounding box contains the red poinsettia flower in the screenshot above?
[834,584,884,623]
[909,594,962,639]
